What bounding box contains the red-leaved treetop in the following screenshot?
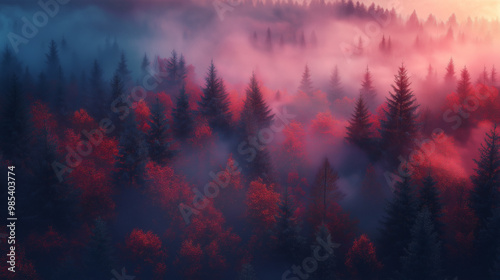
[246,178,281,233]
[346,234,382,278]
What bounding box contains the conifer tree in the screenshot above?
[109,74,128,132]
[198,61,232,135]
[0,75,30,160]
[115,111,147,185]
[346,95,373,151]
[147,97,174,165]
[444,58,456,84]
[329,65,343,102]
[172,85,193,141]
[115,52,132,85]
[470,125,500,232]
[45,39,61,81]
[298,65,314,95]
[89,60,105,117]
[474,209,500,279]
[240,73,274,136]
[85,217,115,279]
[167,50,178,85]
[274,184,303,261]
[177,54,187,84]
[379,65,419,161]
[399,207,443,280]
[28,126,78,231]
[419,174,444,238]
[491,65,497,85]
[314,224,339,280]
[360,67,376,104]
[457,66,472,102]
[378,177,418,273]
[310,158,344,223]
[141,53,150,73]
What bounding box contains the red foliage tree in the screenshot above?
[345,234,383,279]
[246,178,280,233]
[125,229,166,279]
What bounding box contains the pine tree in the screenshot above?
[85,218,115,279]
[115,52,131,85]
[379,65,419,161]
[329,65,343,102]
[167,50,178,85]
[147,97,174,165]
[27,126,79,231]
[480,66,490,85]
[346,95,373,151]
[310,158,344,223]
[399,207,443,280]
[444,58,456,84]
[378,177,418,273]
[239,263,258,280]
[491,65,497,86]
[265,27,273,52]
[198,61,233,135]
[0,75,30,160]
[1,46,22,89]
[141,53,150,73]
[89,60,105,117]
[298,65,314,95]
[314,224,339,280]
[109,74,128,132]
[172,85,194,141]
[457,66,472,102]
[474,209,500,279]
[419,174,444,238]
[240,73,274,136]
[360,67,376,103]
[470,125,500,232]
[45,39,60,81]
[115,111,147,186]
[274,184,303,261]
[177,54,187,84]
[379,35,387,52]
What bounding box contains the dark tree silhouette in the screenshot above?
[444,58,456,84]
[147,97,174,165]
[84,217,115,279]
[172,85,194,141]
[419,174,444,238]
[346,95,373,151]
[379,65,419,161]
[298,64,314,95]
[329,65,343,102]
[198,61,233,135]
[470,125,500,233]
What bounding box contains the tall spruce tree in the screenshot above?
[346,95,373,151]
[444,58,456,84]
[274,184,303,261]
[240,73,274,136]
[198,61,233,135]
[298,64,314,95]
[379,65,419,161]
[378,176,418,274]
[115,52,131,86]
[419,174,444,238]
[45,39,61,81]
[0,75,30,160]
[172,85,194,141]
[314,224,339,280]
[399,207,443,280]
[470,125,500,232]
[147,97,174,165]
[167,50,178,85]
[177,54,187,84]
[457,66,472,102]
[310,158,344,223]
[89,60,105,117]
[329,65,343,102]
[360,67,376,103]
[85,218,115,279]
[114,111,147,186]
[474,209,500,279]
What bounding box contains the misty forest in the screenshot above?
[1,0,500,279]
